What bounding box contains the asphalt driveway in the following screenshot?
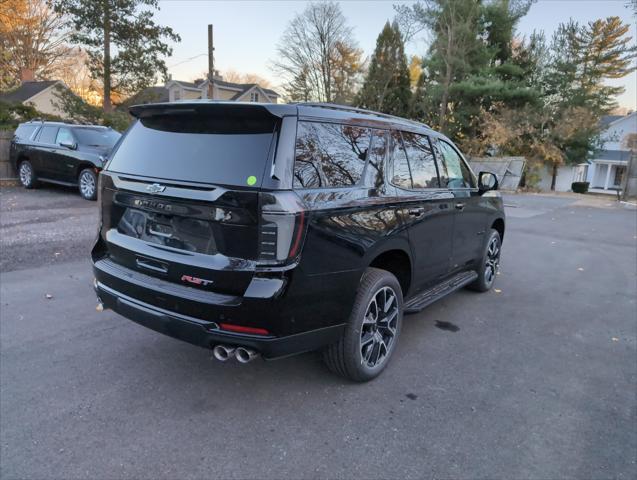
[1,186,636,479]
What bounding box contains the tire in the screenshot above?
[468,229,501,292]
[18,160,37,189]
[323,267,403,382]
[78,168,97,201]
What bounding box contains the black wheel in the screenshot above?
[18,160,37,189]
[323,267,403,382]
[468,229,501,292]
[78,168,97,200]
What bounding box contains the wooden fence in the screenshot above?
[0,130,16,183]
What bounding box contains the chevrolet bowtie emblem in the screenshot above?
[146,183,166,194]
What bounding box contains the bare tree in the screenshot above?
[221,69,272,88]
[272,1,362,103]
[0,0,73,90]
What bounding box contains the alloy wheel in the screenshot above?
[80,171,95,198]
[484,236,500,286]
[360,286,399,368]
[19,162,32,186]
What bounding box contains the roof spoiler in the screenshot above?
[129,101,292,119]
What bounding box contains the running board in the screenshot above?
[404,271,478,314]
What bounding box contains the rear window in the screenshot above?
[74,128,120,148]
[293,121,371,189]
[15,124,38,140]
[107,110,277,186]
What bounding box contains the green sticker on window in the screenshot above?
[247,175,257,186]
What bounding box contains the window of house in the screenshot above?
[55,128,74,145]
[389,131,412,189]
[36,126,59,145]
[437,140,475,189]
[401,132,439,189]
[174,89,181,101]
[293,121,371,189]
[250,91,259,102]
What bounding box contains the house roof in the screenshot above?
[593,149,631,161]
[200,79,279,97]
[117,86,169,109]
[600,115,624,128]
[0,81,60,103]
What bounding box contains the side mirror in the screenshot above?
[60,140,77,150]
[478,171,498,192]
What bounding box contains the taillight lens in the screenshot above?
[258,191,307,265]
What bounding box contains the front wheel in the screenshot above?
[78,168,97,201]
[469,229,501,292]
[323,267,403,382]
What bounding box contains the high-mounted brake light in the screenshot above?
[258,192,307,265]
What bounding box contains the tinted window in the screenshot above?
[107,112,277,186]
[74,128,120,148]
[364,129,388,189]
[402,132,439,189]
[389,131,412,189]
[437,140,475,188]
[294,121,371,189]
[56,127,74,145]
[37,126,58,144]
[15,124,38,140]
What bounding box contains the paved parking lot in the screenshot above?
[1,185,636,479]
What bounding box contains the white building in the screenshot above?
[0,80,72,118]
[586,113,636,192]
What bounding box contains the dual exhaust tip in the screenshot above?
[212,345,259,363]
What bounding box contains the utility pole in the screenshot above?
[208,24,215,100]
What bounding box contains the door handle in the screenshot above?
[408,207,425,217]
[455,203,465,211]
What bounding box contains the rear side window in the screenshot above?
[294,121,371,189]
[107,109,278,187]
[364,129,388,189]
[390,131,412,189]
[401,132,439,189]
[437,140,475,189]
[15,124,38,140]
[37,126,58,144]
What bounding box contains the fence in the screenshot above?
[0,130,16,184]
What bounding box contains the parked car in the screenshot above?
[10,120,121,200]
[92,102,505,381]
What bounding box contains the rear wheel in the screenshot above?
[18,160,37,189]
[323,267,403,382]
[469,229,501,292]
[78,168,97,200]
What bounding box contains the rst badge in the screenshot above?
[181,275,214,287]
[146,183,166,194]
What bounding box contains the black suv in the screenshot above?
[10,121,121,200]
[92,102,504,381]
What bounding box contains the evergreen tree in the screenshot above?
[355,21,411,116]
[53,0,180,111]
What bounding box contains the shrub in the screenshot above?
[571,181,589,193]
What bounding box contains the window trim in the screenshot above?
[292,119,374,190]
[435,138,478,190]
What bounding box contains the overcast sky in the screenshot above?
[156,0,636,109]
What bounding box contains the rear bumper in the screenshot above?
[94,273,346,360]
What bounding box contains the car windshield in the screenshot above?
[74,128,121,148]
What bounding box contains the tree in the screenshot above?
[356,22,411,116]
[221,70,272,88]
[408,55,422,88]
[273,1,362,103]
[53,0,180,111]
[0,0,73,90]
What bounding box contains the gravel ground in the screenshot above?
[1,187,636,479]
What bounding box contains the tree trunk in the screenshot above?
[103,0,112,112]
[550,162,558,191]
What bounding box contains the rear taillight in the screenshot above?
[258,192,307,266]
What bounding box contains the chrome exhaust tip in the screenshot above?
[235,347,259,364]
[212,345,236,362]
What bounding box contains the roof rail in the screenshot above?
[296,102,430,129]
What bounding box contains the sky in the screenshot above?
[155,0,637,109]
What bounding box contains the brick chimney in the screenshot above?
[20,68,34,83]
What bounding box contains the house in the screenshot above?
[0,80,71,118]
[585,113,637,192]
[122,75,279,107]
